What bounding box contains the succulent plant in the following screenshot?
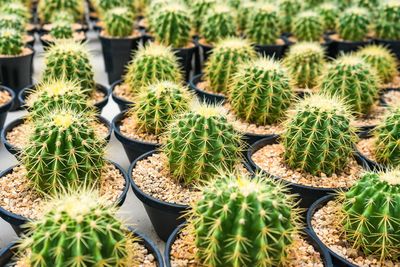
[0,2,30,22]
[229,57,293,125]
[357,45,398,84]
[204,37,256,94]
[282,94,357,176]
[337,7,370,41]
[355,0,379,11]
[318,2,339,32]
[95,0,129,17]
[0,28,23,56]
[336,0,353,9]
[38,0,85,23]
[49,20,73,39]
[163,103,243,185]
[283,42,326,88]
[191,0,216,33]
[319,55,380,115]
[124,43,183,95]
[49,10,75,24]
[375,1,400,41]
[190,171,300,266]
[103,7,134,37]
[131,80,192,135]
[236,0,256,33]
[341,170,400,261]
[292,11,324,42]
[22,108,105,194]
[146,0,171,28]
[0,13,25,32]
[278,0,302,34]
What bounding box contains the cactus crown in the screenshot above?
[204,37,256,94]
[190,171,300,266]
[38,0,84,23]
[245,3,280,45]
[375,1,400,41]
[278,0,302,33]
[292,10,324,42]
[0,13,25,32]
[318,2,339,32]
[283,94,357,176]
[191,0,216,33]
[124,43,182,95]
[0,28,23,55]
[103,7,134,37]
[229,57,294,125]
[0,2,30,22]
[49,10,75,23]
[338,7,370,41]
[49,20,73,39]
[283,42,326,88]
[163,103,243,185]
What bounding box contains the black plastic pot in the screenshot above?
[246,135,369,209]
[110,80,134,112]
[189,74,226,105]
[25,34,35,48]
[0,160,129,236]
[379,87,400,107]
[0,86,15,130]
[164,223,332,267]
[113,111,160,163]
[325,35,371,57]
[254,39,287,59]
[307,195,358,267]
[195,42,213,74]
[99,34,142,84]
[375,39,400,60]
[173,45,197,82]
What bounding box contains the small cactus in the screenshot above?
[319,54,380,115]
[95,0,129,17]
[337,7,370,41]
[282,94,357,176]
[375,1,400,41]
[103,7,134,37]
[38,0,85,23]
[229,57,294,125]
[0,2,30,22]
[204,37,256,94]
[318,2,339,32]
[292,11,324,42]
[283,42,326,88]
[49,20,73,39]
[236,0,256,33]
[0,13,25,32]
[49,10,75,24]
[278,0,302,34]
[0,28,23,56]
[191,0,216,33]
[163,103,243,185]
[355,0,379,11]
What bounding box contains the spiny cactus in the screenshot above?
[338,7,370,41]
[283,42,326,89]
[49,20,73,39]
[146,0,171,29]
[292,11,324,42]
[204,37,256,94]
[22,108,105,194]
[163,103,243,185]
[278,0,302,34]
[95,0,130,17]
[190,171,300,266]
[103,7,134,37]
[320,55,380,115]
[38,0,85,23]
[0,28,23,55]
[245,4,281,45]
[191,0,216,33]
[341,170,400,261]
[318,2,339,32]
[20,191,138,266]
[131,80,192,135]
[237,0,256,33]
[355,0,379,11]
[283,94,357,176]
[124,43,183,95]
[336,0,353,9]
[229,57,293,125]
[0,13,25,32]
[49,10,74,24]
[375,1,400,41]
[357,45,398,84]
[0,2,30,22]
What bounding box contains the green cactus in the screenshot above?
[318,2,339,32]
[278,0,302,34]
[103,7,134,37]
[283,42,326,89]
[236,0,256,33]
[20,191,138,266]
[292,11,324,42]
[0,13,25,32]
[200,4,236,45]
[131,80,192,135]
[124,43,183,95]
[146,0,172,30]
[336,0,353,9]
[49,20,73,39]
[338,7,370,41]
[0,28,23,55]
[49,10,75,24]
[320,55,380,115]
[190,171,300,267]
[204,37,256,94]
[95,0,130,17]
[38,0,85,23]
[191,0,216,33]
[229,57,294,125]
[245,4,281,45]
[43,40,96,94]
[0,2,30,22]
[355,0,379,11]
[375,1,400,41]
[282,94,357,176]
[341,170,400,261]
[303,0,326,8]
[163,103,243,185]
[22,108,105,195]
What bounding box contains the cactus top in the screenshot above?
[286,41,325,57]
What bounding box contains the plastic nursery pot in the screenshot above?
[164,223,333,267]
[112,111,160,163]
[110,80,134,112]
[173,45,198,82]
[0,86,15,130]
[254,38,288,59]
[246,135,369,209]
[195,42,213,75]
[324,34,371,58]
[189,74,226,105]
[0,227,164,267]
[375,39,400,60]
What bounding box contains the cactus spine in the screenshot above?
[338,7,370,41]
[0,28,23,55]
[103,7,134,37]
[49,20,73,39]
[191,0,216,33]
[292,11,324,42]
[318,2,339,32]
[375,1,400,40]
[278,0,302,34]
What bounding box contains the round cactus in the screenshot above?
[236,0,256,33]
[124,43,183,95]
[282,94,357,176]
[318,2,339,32]
[191,0,216,33]
[283,42,326,89]
[163,103,243,185]
[229,57,294,125]
[49,20,73,39]
[0,13,25,32]
[375,1,400,41]
[0,2,30,22]
[338,7,370,41]
[103,7,134,37]
[0,28,23,56]
[204,37,256,94]
[38,0,85,23]
[131,80,192,135]
[49,10,75,23]
[190,171,300,266]
[341,170,400,261]
[278,0,302,34]
[320,55,380,115]
[95,0,130,17]
[355,0,379,11]
[292,11,324,42]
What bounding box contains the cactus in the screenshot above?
[282,94,357,176]
[357,45,398,84]
[22,108,105,194]
[49,10,75,23]
[278,0,302,34]
[103,7,134,37]
[190,171,300,266]
[245,4,281,45]
[292,11,324,42]
[355,0,379,11]
[229,57,294,125]
[200,4,236,45]
[341,170,400,261]
[95,0,129,17]
[375,1,400,41]
[204,37,256,94]
[0,28,23,55]
[163,103,243,185]
[124,43,183,95]
[338,7,370,41]
[38,0,85,23]
[336,0,353,9]
[319,55,379,115]
[191,0,216,33]
[131,80,192,135]
[236,0,256,33]
[43,40,96,94]
[318,2,339,32]
[20,191,138,266]
[0,2,30,22]
[49,20,73,39]
[283,42,326,89]
[0,13,25,32]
